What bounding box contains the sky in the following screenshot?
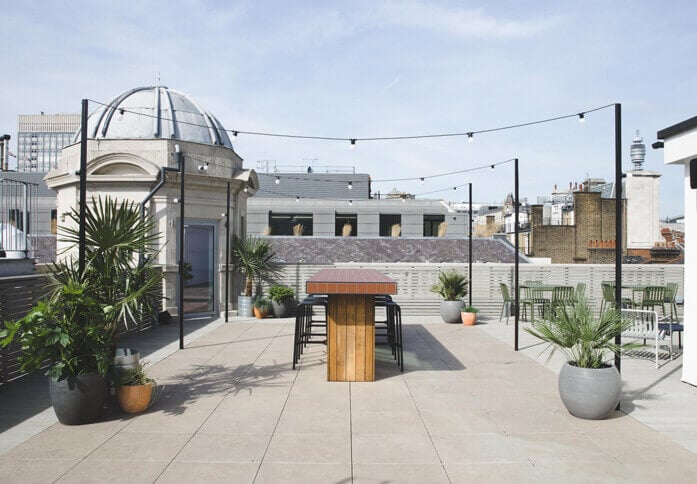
[1,0,695,218]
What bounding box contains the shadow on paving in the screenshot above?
[0,317,219,433]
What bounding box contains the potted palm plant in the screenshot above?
[268,284,295,317]
[116,362,156,414]
[230,236,278,317]
[461,306,479,326]
[431,270,468,323]
[0,196,163,425]
[525,299,638,420]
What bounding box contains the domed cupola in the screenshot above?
[75,86,233,148]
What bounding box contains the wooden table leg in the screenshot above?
[327,294,375,382]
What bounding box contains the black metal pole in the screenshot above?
[78,99,88,276]
[225,181,231,322]
[177,147,185,350]
[614,103,622,372]
[514,158,520,351]
[468,182,473,308]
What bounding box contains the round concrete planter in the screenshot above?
[558,361,621,420]
[440,300,466,323]
[49,374,107,425]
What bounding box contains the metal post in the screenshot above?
[21,183,27,256]
[614,103,622,372]
[514,158,520,351]
[468,182,473,308]
[177,147,185,350]
[79,99,88,275]
[225,181,231,322]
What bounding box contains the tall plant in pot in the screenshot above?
[525,299,638,420]
[431,270,468,323]
[1,272,116,425]
[230,236,278,317]
[0,196,164,425]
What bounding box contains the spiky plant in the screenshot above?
[230,235,278,297]
[431,271,468,301]
[59,196,163,330]
[525,299,639,368]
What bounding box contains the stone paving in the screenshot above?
[1,315,696,483]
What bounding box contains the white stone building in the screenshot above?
[45,86,257,318]
[657,117,695,386]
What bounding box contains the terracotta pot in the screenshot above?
[461,312,477,326]
[253,307,268,319]
[117,384,153,414]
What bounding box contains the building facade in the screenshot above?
[45,86,256,319]
[17,114,80,172]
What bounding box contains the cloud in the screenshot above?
[380,2,566,39]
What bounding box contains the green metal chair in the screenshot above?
[575,282,586,303]
[544,286,576,318]
[663,282,680,322]
[599,282,633,315]
[520,285,547,323]
[499,283,515,324]
[638,286,666,314]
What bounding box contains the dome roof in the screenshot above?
[76,86,233,148]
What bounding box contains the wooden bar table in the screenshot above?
[306,268,397,382]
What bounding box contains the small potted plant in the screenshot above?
[461,306,479,326]
[116,362,156,414]
[252,297,272,319]
[431,270,468,323]
[525,299,638,420]
[268,285,295,317]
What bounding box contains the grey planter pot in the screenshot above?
[49,374,107,425]
[558,361,621,420]
[272,298,297,318]
[238,295,253,317]
[440,300,466,323]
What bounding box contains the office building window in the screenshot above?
[269,212,313,236]
[423,214,445,237]
[335,213,357,236]
[379,214,401,237]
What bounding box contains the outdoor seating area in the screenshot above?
[1,313,697,483]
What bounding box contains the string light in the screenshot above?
[275,176,280,184]
[350,139,356,150]
[116,108,124,121]
[578,113,585,124]
[420,177,425,184]
[243,186,248,193]
[89,98,613,145]
[490,164,495,169]
[453,186,457,190]
[347,181,353,190]
[296,196,300,202]
[348,200,353,206]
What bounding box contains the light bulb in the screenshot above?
[243,186,248,193]
[350,139,356,150]
[275,176,280,184]
[491,164,495,169]
[116,109,125,121]
[420,177,425,184]
[453,186,457,191]
[467,133,474,144]
[232,130,238,138]
[349,200,353,206]
[401,198,405,203]
[296,196,300,202]
[347,181,353,190]
[578,113,585,124]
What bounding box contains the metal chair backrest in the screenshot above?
[665,282,678,303]
[524,280,543,286]
[575,282,586,300]
[499,283,512,302]
[552,286,575,304]
[641,286,665,307]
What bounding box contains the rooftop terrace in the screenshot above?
[1,313,696,483]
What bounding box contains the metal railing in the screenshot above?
[0,178,39,259]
